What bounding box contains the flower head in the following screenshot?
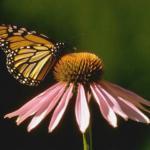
[5,52,150,133]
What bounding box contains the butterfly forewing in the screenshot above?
[0,24,64,86]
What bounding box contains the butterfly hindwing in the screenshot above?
[6,45,56,86]
[0,24,64,86]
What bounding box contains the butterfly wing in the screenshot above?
[0,24,53,53]
[0,24,64,86]
[0,24,29,53]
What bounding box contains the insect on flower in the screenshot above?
[4,52,150,133]
[0,24,65,86]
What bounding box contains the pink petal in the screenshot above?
[118,97,150,124]
[103,81,150,107]
[5,82,66,125]
[16,83,65,125]
[5,82,64,118]
[48,84,73,132]
[101,81,150,124]
[90,83,117,128]
[97,84,128,120]
[75,84,90,133]
[27,86,66,132]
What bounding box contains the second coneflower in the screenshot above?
[5,52,150,134]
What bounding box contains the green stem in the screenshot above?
[88,123,93,150]
[82,124,93,150]
[82,133,89,150]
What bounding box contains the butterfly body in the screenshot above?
[0,24,65,86]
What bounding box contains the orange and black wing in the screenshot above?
[0,24,30,53]
[0,24,64,86]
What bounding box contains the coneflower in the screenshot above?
[5,52,150,150]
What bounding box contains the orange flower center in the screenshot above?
[53,52,103,84]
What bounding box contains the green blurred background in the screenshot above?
[0,0,149,150]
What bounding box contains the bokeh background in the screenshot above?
[0,0,149,150]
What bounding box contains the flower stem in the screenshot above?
[82,133,89,150]
[82,124,93,150]
[88,123,93,150]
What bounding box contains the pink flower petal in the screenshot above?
[97,84,128,120]
[118,97,150,124]
[27,86,66,132]
[101,81,150,124]
[5,82,65,125]
[5,82,64,118]
[75,84,90,133]
[16,83,65,125]
[48,84,73,132]
[103,81,150,108]
[90,83,117,128]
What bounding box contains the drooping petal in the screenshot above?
[75,84,90,133]
[27,86,66,132]
[48,84,73,132]
[5,82,64,118]
[16,83,66,125]
[117,97,150,124]
[97,84,128,120]
[101,81,150,124]
[90,83,117,128]
[5,82,66,125]
[102,81,150,112]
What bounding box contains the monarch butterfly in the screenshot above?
[0,24,65,86]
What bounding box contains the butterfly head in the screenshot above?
[54,42,65,56]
